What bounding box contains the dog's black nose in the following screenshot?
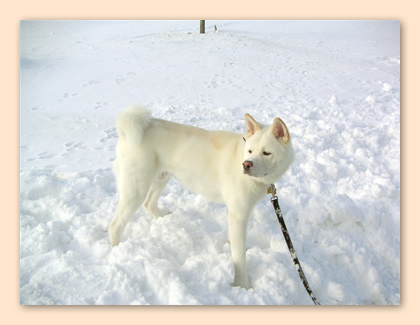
[242,160,253,170]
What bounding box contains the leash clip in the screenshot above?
[267,183,278,201]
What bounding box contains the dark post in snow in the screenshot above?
[200,20,205,34]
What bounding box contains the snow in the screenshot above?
[20,20,400,305]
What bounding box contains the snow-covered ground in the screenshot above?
[20,20,400,305]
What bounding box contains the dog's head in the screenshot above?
[242,114,294,184]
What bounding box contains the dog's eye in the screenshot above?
[263,151,271,156]
[248,150,252,154]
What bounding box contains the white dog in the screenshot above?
[109,105,294,289]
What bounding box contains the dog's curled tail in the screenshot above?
[116,105,152,145]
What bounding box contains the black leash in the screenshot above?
[268,184,321,305]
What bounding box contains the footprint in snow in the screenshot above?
[27,152,53,161]
[58,92,78,102]
[64,142,84,151]
[115,72,137,85]
[60,142,86,157]
[94,101,109,109]
[82,80,100,87]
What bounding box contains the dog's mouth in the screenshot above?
[242,167,267,178]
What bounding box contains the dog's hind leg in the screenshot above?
[143,172,171,218]
[109,169,155,246]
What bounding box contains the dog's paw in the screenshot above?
[149,208,172,218]
[231,279,252,290]
[109,233,121,246]
[109,223,122,246]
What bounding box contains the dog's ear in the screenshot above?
[245,114,260,137]
[272,118,290,144]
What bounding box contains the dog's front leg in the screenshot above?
[228,210,251,289]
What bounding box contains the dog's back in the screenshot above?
[116,105,246,204]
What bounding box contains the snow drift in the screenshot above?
[20,20,400,305]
